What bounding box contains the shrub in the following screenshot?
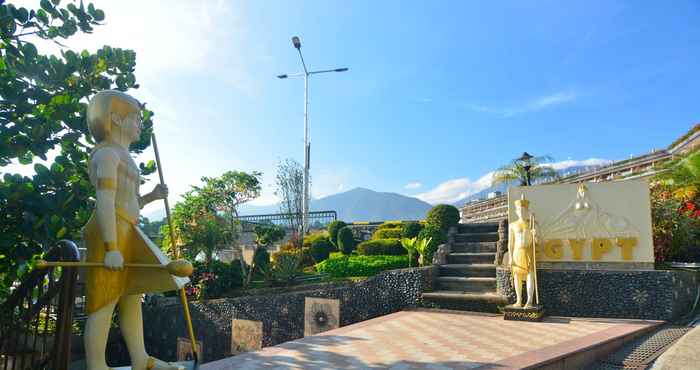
[272,252,302,285]
[425,204,460,233]
[192,260,244,299]
[315,255,409,277]
[417,225,446,265]
[274,248,315,268]
[337,227,356,255]
[378,221,403,230]
[327,220,347,246]
[372,227,402,239]
[357,238,406,256]
[309,237,334,263]
[401,222,423,239]
[302,231,330,249]
[254,248,270,274]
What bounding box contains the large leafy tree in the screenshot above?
[491,154,560,187]
[0,1,155,298]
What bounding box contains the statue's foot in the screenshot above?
[513,302,523,308]
[146,357,185,370]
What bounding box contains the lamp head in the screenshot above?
[277,74,288,79]
[292,36,301,49]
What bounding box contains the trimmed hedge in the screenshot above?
[315,255,409,277]
[357,238,406,256]
[327,220,347,246]
[309,237,335,263]
[426,204,460,233]
[378,221,404,230]
[272,248,315,268]
[401,222,423,239]
[302,231,330,248]
[372,227,402,239]
[338,226,356,255]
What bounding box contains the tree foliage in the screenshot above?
[491,154,559,187]
[0,1,154,298]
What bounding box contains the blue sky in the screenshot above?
[10,0,700,216]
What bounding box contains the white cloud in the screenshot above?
[404,182,423,189]
[416,157,610,205]
[416,172,493,205]
[468,91,579,117]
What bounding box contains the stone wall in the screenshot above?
[496,267,698,320]
[127,266,436,364]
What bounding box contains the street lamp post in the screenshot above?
[518,152,534,186]
[277,36,348,236]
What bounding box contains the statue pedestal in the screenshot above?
[503,304,544,322]
[113,363,193,370]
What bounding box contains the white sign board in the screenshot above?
[508,179,654,264]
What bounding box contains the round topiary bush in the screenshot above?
[401,221,423,239]
[309,237,334,263]
[425,204,460,233]
[254,248,270,272]
[417,224,447,265]
[337,226,356,255]
[327,220,347,247]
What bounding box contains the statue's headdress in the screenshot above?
[514,194,530,208]
[87,90,141,142]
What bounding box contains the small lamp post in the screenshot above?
[518,152,534,186]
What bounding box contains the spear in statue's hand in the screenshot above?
[151,133,199,367]
[530,212,540,306]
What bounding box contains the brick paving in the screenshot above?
[201,309,660,370]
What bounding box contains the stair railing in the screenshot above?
[0,240,80,370]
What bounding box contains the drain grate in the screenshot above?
[589,326,691,370]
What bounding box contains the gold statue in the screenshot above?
[83,90,188,370]
[508,195,539,308]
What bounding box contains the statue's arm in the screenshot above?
[93,148,123,269]
[507,226,514,266]
[138,184,168,209]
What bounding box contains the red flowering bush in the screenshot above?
[651,182,700,262]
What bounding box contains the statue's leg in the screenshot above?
[85,300,118,370]
[119,294,184,370]
[119,294,149,369]
[525,273,534,307]
[513,273,522,307]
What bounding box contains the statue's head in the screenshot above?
[87,90,142,145]
[514,194,530,219]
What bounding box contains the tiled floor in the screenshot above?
[201,309,660,370]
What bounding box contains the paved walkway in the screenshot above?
[651,324,700,370]
[202,309,659,369]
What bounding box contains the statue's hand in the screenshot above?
[152,184,168,200]
[104,250,124,270]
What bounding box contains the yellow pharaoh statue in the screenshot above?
[508,195,538,308]
[84,90,187,370]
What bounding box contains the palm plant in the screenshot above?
[400,237,417,267]
[491,154,560,187]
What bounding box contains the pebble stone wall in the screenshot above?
[105,266,436,364]
[496,267,698,320]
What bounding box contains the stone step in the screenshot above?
[436,276,497,292]
[439,264,497,278]
[455,232,499,243]
[451,242,497,253]
[458,222,499,234]
[422,291,508,305]
[447,252,496,264]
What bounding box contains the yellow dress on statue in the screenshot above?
[511,221,532,279]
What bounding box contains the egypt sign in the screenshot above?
[508,179,654,265]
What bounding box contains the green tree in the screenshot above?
[0,1,154,298]
[337,226,355,255]
[327,220,347,248]
[491,154,559,187]
[163,190,229,263]
[195,171,262,272]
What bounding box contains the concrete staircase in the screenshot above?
[422,222,508,312]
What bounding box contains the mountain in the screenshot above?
[310,187,431,222]
[240,187,432,222]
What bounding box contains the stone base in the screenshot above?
[113,363,193,370]
[503,304,544,322]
